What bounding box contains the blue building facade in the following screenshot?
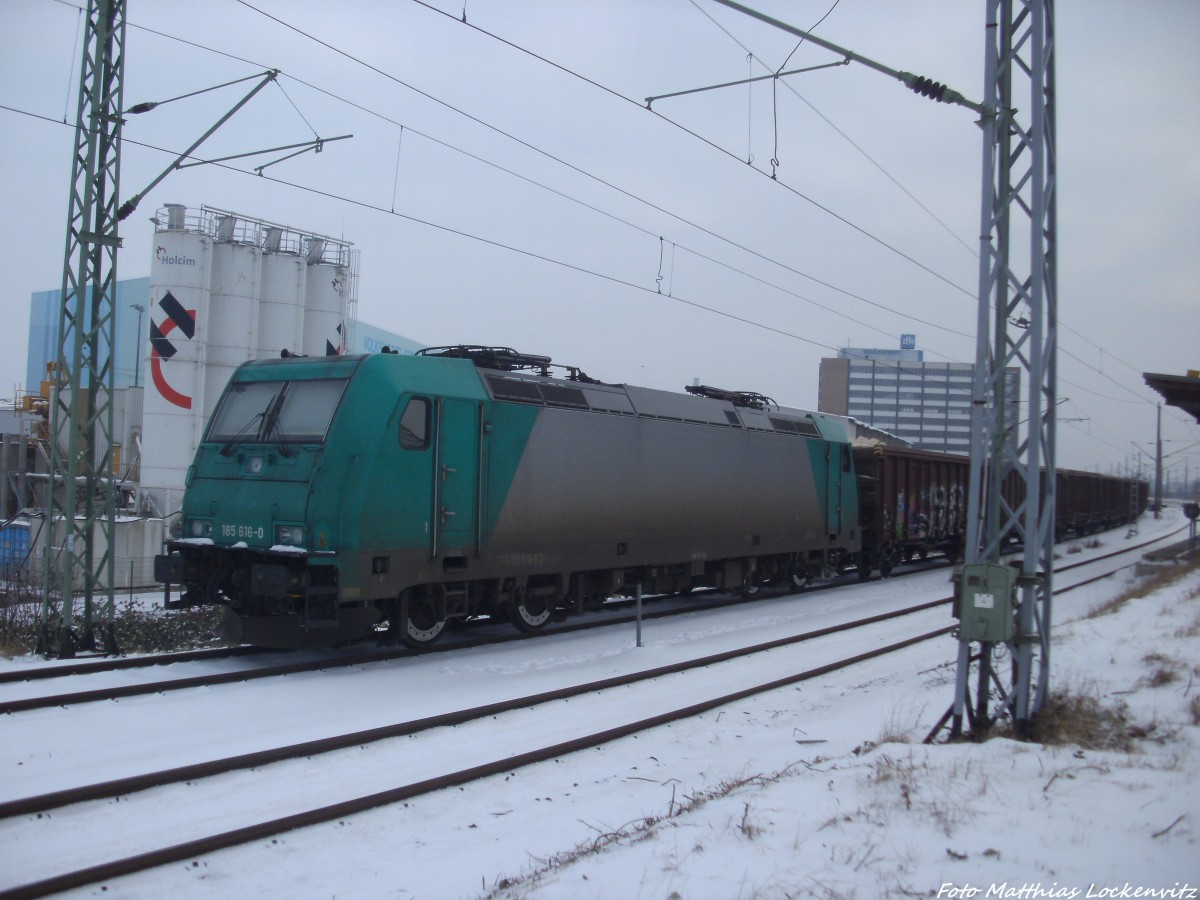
[25,278,422,392]
[26,278,151,391]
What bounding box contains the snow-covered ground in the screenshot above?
[2,510,1197,898]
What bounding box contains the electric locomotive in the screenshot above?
[155,346,862,648]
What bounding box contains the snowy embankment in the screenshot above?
[482,530,1200,899]
[510,568,1199,900]
[21,511,1185,899]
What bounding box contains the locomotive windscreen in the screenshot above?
[206,378,349,445]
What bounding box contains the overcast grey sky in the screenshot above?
[1,0,1196,478]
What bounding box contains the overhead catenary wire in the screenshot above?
[80,0,965,348]
[687,0,977,258]
[687,0,1195,433]
[401,0,979,302]
[9,100,845,357]
[5,99,991,390]
[393,1,1188,426]
[23,4,1190,441]
[105,3,982,346]
[45,0,1191,413]
[215,0,989,363]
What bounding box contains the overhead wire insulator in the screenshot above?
[910,75,949,102]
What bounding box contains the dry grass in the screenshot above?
[1025,687,1135,753]
[1086,557,1200,620]
[1141,652,1182,688]
[1,593,227,658]
[483,764,805,897]
[877,702,926,745]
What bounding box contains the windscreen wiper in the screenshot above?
[260,384,296,457]
[219,411,265,456]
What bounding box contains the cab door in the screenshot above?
[825,443,843,536]
[433,397,481,558]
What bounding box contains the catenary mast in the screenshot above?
[709,0,1058,737]
[39,0,127,657]
[954,0,1057,737]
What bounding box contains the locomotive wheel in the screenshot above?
[401,594,447,648]
[856,554,872,581]
[878,547,895,578]
[508,596,553,632]
[787,568,810,591]
[739,573,762,599]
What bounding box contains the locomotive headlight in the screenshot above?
[275,524,305,546]
[188,518,213,539]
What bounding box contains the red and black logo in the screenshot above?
[149,292,196,409]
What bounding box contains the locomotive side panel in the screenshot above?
[484,405,844,578]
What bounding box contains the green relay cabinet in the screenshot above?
[957,562,1017,643]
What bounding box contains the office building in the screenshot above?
[818,337,1020,455]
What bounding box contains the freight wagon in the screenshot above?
[854,443,1147,578]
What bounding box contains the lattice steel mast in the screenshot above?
[39,0,127,657]
[709,0,1057,738]
[953,0,1057,738]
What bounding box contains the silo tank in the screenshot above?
[258,250,306,358]
[141,227,210,495]
[205,238,260,416]
[302,260,347,356]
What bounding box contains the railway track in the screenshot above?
[0,596,949,820]
[0,613,950,897]
[0,533,1177,899]
[0,522,1183,715]
[0,579,798,687]
[0,565,925,712]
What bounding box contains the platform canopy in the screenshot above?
[1144,372,1200,424]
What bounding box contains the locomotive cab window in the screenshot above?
[399,397,430,450]
[206,378,348,446]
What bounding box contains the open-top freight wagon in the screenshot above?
[854,443,1148,578]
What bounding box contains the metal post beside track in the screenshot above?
[635,583,643,648]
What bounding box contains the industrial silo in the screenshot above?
[257,228,306,358]
[301,238,348,357]
[138,206,354,514]
[139,205,211,504]
[204,215,261,411]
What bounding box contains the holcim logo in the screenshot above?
[149,292,197,410]
[156,246,196,266]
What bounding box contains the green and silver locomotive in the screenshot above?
[156,346,861,648]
